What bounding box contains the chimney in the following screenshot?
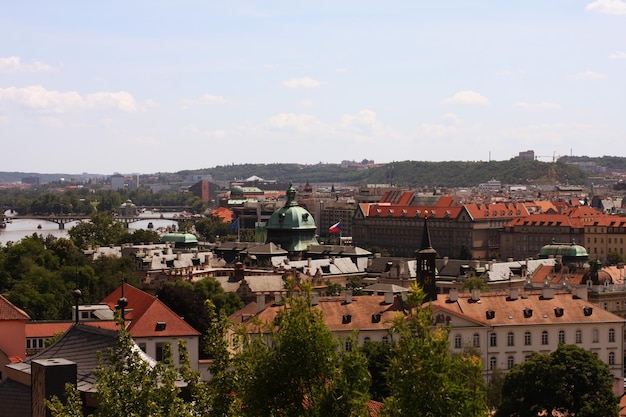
[384,291,394,305]
[508,288,519,300]
[257,293,266,313]
[311,292,319,306]
[448,288,459,302]
[542,287,555,299]
[574,286,588,301]
[344,291,352,304]
[32,359,77,417]
[443,256,449,266]
[471,288,481,302]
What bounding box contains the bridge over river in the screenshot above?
[10,215,187,230]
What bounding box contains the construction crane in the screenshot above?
[535,152,564,190]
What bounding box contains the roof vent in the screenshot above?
[342,314,352,324]
[155,321,166,331]
[583,306,593,316]
[486,310,495,320]
[523,308,533,318]
[554,307,564,317]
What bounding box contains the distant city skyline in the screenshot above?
[1,1,625,174]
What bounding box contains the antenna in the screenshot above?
[117,277,128,322]
[73,264,81,325]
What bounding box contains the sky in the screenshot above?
[1,1,625,175]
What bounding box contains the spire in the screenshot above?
[420,212,433,250]
[117,277,128,322]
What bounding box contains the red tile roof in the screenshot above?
[0,295,30,321]
[101,284,200,338]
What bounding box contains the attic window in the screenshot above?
[583,306,593,316]
[554,307,564,317]
[401,209,407,217]
[372,313,382,323]
[155,321,167,331]
[415,210,421,217]
[342,314,352,324]
[486,310,496,320]
[302,213,309,221]
[388,209,394,216]
[484,211,489,217]
[523,308,533,318]
[376,209,381,216]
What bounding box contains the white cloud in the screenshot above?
[441,113,462,124]
[586,0,626,15]
[180,94,229,109]
[265,113,325,133]
[0,56,54,73]
[514,102,561,110]
[282,77,325,88]
[574,71,608,79]
[442,90,490,105]
[609,51,626,59]
[0,85,136,113]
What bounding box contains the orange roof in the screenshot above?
[211,206,234,223]
[0,294,30,321]
[26,322,73,338]
[463,202,530,220]
[101,284,200,338]
[363,204,463,219]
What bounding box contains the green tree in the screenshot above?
[67,212,126,248]
[496,344,619,417]
[360,340,392,401]
[382,283,488,417]
[463,276,490,292]
[233,280,371,417]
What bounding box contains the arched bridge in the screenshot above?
[11,215,178,230]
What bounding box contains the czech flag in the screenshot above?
[328,221,341,234]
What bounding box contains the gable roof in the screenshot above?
[0,294,30,321]
[0,378,30,417]
[13,324,120,393]
[101,284,200,338]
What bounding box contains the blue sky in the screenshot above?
[1,1,625,174]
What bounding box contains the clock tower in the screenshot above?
[417,214,438,302]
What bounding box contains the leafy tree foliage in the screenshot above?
[381,283,488,417]
[195,217,230,242]
[360,340,392,401]
[118,228,162,245]
[233,280,371,417]
[495,344,619,417]
[68,212,127,249]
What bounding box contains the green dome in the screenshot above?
[161,233,198,244]
[539,242,588,259]
[266,184,316,231]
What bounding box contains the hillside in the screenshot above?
[186,159,589,188]
[4,156,620,188]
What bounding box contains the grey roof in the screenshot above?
[362,283,410,293]
[15,324,120,392]
[214,275,285,293]
[275,257,362,276]
[0,378,30,417]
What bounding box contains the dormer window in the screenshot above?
[155,321,166,331]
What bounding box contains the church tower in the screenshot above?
[416,213,438,302]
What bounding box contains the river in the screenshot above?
[0,210,182,246]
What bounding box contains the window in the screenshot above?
[592,329,599,343]
[345,340,352,351]
[609,352,616,365]
[38,339,44,348]
[26,339,31,349]
[507,356,515,370]
[138,343,146,352]
[558,330,565,344]
[507,332,514,346]
[382,336,389,343]
[541,331,548,345]
[490,333,497,347]
[575,329,582,344]
[489,357,497,370]
[155,342,164,362]
[363,337,371,343]
[609,328,616,343]
[454,334,462,349]
[473,333,480,348]
[524,331,531,346]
